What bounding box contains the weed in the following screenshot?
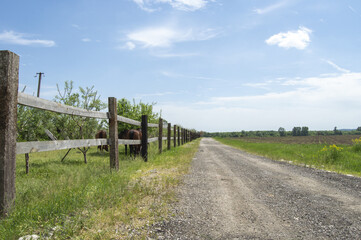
[215,137,361,177]
[352,137,361,152]
[319,144,343,163]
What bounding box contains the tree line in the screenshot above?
[204,126,361,138]
[17,81,160,161]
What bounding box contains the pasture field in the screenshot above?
[0,139,200,239]
[215,136,361,177]
[237,134,361,145]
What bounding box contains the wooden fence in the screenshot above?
[0,50,200,217]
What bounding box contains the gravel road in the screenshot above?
[152,138,361,239]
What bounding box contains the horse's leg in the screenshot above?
[125,145,127,155]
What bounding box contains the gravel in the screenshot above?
[151,138,361,239]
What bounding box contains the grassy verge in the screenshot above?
[215,137,361,177]
[0,139,200,239]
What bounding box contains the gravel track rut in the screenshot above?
[154,138,361,239]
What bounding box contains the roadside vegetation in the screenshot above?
[3,80,200,239]
[215,136,361,177]
[0,139,200,239]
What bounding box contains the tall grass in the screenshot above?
[0,139,200,239]
[215,137,361,177]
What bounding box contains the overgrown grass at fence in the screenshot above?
[0,139,200,239]
[215,137,361,177]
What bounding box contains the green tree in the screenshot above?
[301,126,309,136]
[292,127,302,136]
[333,126,342,135]
[117,98,159,136]
[53,81,106,163]
[278,127,286,137]
[17,85,56,142]
[17,106,56,141]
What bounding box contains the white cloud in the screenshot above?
[81,38,91,42]
[169,0,208,11]
[124,26,219,49]
[207,72,361,110]
[348,5,361,17]
[0,31,55,47]
[254,1,288,15]
[324,60,350,73]
[265,26,312,50]
[132,0,211,12]
[125,41,136,50]
[127,27,185,48]
[71,24,81,29]
[158,72,361,131]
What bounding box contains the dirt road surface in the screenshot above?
[153,138,361,239]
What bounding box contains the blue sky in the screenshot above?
[1,0,361,132]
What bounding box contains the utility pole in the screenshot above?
[35,72,44,97]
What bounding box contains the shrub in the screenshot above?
[352,137,361,152]
[320,144,343,163]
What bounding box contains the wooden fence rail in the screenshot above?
[0,50,199,217]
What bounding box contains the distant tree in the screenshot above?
[278,127,286,137]
[301,126,309,136]
[357,126,361,131]
[241,130,246,137]
[333,126,342,135]
[292,127,301,136]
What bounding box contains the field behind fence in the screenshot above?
[0,50,200,217]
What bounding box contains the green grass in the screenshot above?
[0,139,200,239]
[215,137,361,177]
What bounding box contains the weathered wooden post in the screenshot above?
[173,124,177,148]
[25,154,29,174]
[141,115,148,162]
[177,126,180,146]
[158,118,163,154]
[182,128,184,145]
[0,51,19,217]
[167,123,171,150]
[108,97,119,170]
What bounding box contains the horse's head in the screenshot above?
[118,130,129,139]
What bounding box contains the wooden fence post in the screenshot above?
[158,118,163,154]
[0,50,19,217]
[108,97,119,170]
[173,125,177,148]
[141,115,148,162]
[177,126,180,146]
[182,128,184,145]
[25,154,29,174]
[167,123,171,150]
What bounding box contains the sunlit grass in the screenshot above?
[215,137,361,177]
[0,139,200,239]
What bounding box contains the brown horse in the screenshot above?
[119,129,142,157]
[95,130,108,152]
